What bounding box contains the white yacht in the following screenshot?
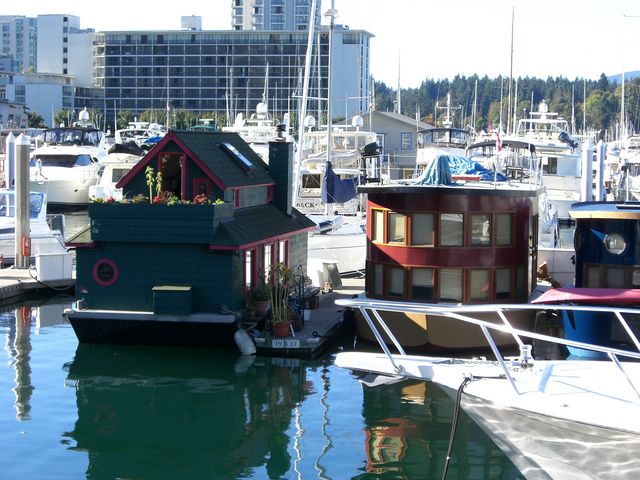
[30,111,108,206]
[114,121,165,151]
[505,100,582,219]
[89,142,145,202]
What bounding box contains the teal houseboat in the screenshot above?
[66,131,315,348]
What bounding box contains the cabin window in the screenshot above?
[516,266,527,295]
[372,209,384,242]
[496,268,511,299]
[244,250,255,289]
[469,269,491,301]
[388,212,406,243]
[160,154,183,199]
[440,214,463,246]
[411,213,434,246]
[496,213,513,246]
[605,267,625,288]
[277,239,288,265]
[193,178,211,197]
[373,263,384,296]
[633,270,640,288]
[388,267,405,297]
[542,157,558,174]
[440,268,462,302]
[263,244,273,283]
[470,214,491,246]
[411,268,434,300]
[92,259,119,287]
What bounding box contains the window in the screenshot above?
[263,244,272,282]
[92,259,119,286]
[388,267,404,297]
[605,267,625,288]
[411,268,434,300]
[543,157,558,174]
[372,209,384,242]
[411,213,434,245]
[440,213,463,246]
[469,269,490,301]
[440,269,462,302]
[586,265,600,288]
[401,132,412,150]
[496,268,511,299]
[374,264,384,296]
[388,212,405,243]
[470,214,491,246]
[245,250,254,288]
[496,213,512,246]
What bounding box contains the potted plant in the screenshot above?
[249,283,271,317]
[269,263,295,337]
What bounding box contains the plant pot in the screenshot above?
[253,300,271,317]
[273,321,291,338]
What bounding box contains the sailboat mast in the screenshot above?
[507,5,514,134]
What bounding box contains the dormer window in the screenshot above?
[220,143,255,172]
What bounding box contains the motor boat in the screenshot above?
[335,297,640,479]
[0,189,67,265]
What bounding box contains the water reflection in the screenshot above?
[63,346,316,479]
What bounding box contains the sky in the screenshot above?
[5,0,640,88]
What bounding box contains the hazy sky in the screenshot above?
[6,0,640,88]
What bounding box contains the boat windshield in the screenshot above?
[0,192,44,219]
[32,154,95,167]
[43,127,103,146]
[418,128,470,148]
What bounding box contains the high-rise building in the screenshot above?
[94,25,372,129]
[231,0,322,31]
[0,15,37,73]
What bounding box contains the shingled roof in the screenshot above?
[119,130,275,190]
[210,204,316,249]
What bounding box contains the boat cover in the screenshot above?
[532,287,640,305]
[321,161,358,204]
[414,152,508,185]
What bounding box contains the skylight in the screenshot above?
[220,142,255,171]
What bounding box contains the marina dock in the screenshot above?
[253,275,364,358]
[0,264,75,303]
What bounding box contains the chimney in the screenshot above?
[268,141,293,215]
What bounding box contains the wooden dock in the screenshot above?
[0,266,75,304]
[253,275,364,358]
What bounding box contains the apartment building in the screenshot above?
[231,0,322,31]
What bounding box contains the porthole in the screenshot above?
[604,233,626,255]
[92,258,119,286]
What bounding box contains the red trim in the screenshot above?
[92,258,119,286]
[234,188,240,208]
[208,227,314,251]
[192,177,212,196]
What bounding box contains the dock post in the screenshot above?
[14,134,31,269]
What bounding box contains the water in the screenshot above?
[0,293,524,479]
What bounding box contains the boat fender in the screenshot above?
[234,329,256,355]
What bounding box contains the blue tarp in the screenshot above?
[415,152,508,185]
[321,161,358,204]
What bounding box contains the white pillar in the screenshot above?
[579,140,594,202]
[594,140,606,201]
[14,134,31,269]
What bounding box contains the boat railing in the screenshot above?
[336,298,640,397]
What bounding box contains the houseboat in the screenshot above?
[65,131,315,348]
[353,151,544,350]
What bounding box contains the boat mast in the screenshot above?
[507,5,514,134]
[324,1,337,215]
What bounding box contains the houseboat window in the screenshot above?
[496,213,513,246]
[244,250,254,289]
[374,263,384,296]
[264,244,272,283]
[220,142,255,171]
[388,212,406,243]
[440,268,462,302]
[388,267,405,297]
[470,214,491,246]
[372,210,384,242]
[411,268,434,300]
[633,270,640,288]
[542,157,558,175]
[496,268,511,299]
[604,233,626,255]
[440,214,463,246]
[516,266,526,295]
[160,154,182,198]
[606,267,625,288]
[586,265,600,288]
[469,269,491,301]
[278,239,288,265]
[411,213,434,246]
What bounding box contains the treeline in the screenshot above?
[374,73,640,138]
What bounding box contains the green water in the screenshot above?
[0,294,523,479]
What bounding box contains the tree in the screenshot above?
[27,112,46,128]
